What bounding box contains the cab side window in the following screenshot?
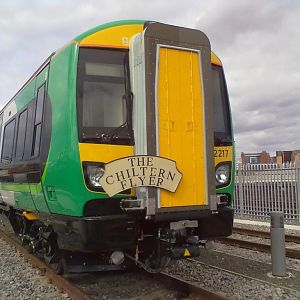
[1,119,16,162]
[32,84,45,157]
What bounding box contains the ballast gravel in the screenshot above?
[1,219,300,300]
[165,258,300,300]
[76,271,180,300]
[215,241,300,272]
[231,220,300,272]
[0,237,69,300]
[164,220,300,300]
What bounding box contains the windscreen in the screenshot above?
[77,48,133,145]
[211,65,232,145]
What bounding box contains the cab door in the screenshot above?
[131,23,216,217]
[29,65,50,213]
[157,46,207,208]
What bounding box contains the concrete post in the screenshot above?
[270,212,286,277]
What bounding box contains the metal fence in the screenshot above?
[234,163,300,223]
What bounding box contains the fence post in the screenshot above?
[238,163,244,214]
[295,161,300,223]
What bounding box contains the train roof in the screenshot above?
[73,19,145,42]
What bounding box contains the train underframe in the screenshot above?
[0,203,233,274]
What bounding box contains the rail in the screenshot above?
[221,227,300,260]
[0,227,94,300]
[232,227,300,243]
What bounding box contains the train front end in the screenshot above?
[0,20,234,274]
[129,23,234,269]
[76,21,234,271]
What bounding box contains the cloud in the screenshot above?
[0,0,299,158]
[0,0,201,102]
[195,0,300,156]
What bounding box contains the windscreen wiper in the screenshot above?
[100,122,128,143]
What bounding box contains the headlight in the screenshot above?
[87,165,105,187]
[215,163,231,186]
[83,162,105,191]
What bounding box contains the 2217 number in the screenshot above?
[214,149,229,158]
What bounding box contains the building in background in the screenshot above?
[276,150,300,164]
[241,150,300,165]
[241,151,271,165]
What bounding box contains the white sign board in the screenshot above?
[100,156,182,197]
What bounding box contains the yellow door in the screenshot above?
[157,47,207,207]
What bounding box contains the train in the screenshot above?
[0,20,234,273]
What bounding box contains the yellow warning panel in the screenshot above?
[184,248,191,257]
[79,24,144,48]
[22,211,38,221]
[157,47,207,208]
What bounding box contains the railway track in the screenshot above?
[232,227,300,243]
[70,270,229,300]
[221,227,300,259]
[0,227,227,300]
[0,227,93,300]
[152,271,228,300]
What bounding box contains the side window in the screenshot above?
[1,119,16,162]
[15,110,28,160]
[32,84,45,157]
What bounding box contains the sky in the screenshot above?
[1,0,299,158]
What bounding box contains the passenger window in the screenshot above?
[1,119,16,162]
[16,110,28,160]
[32,84,45,157]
